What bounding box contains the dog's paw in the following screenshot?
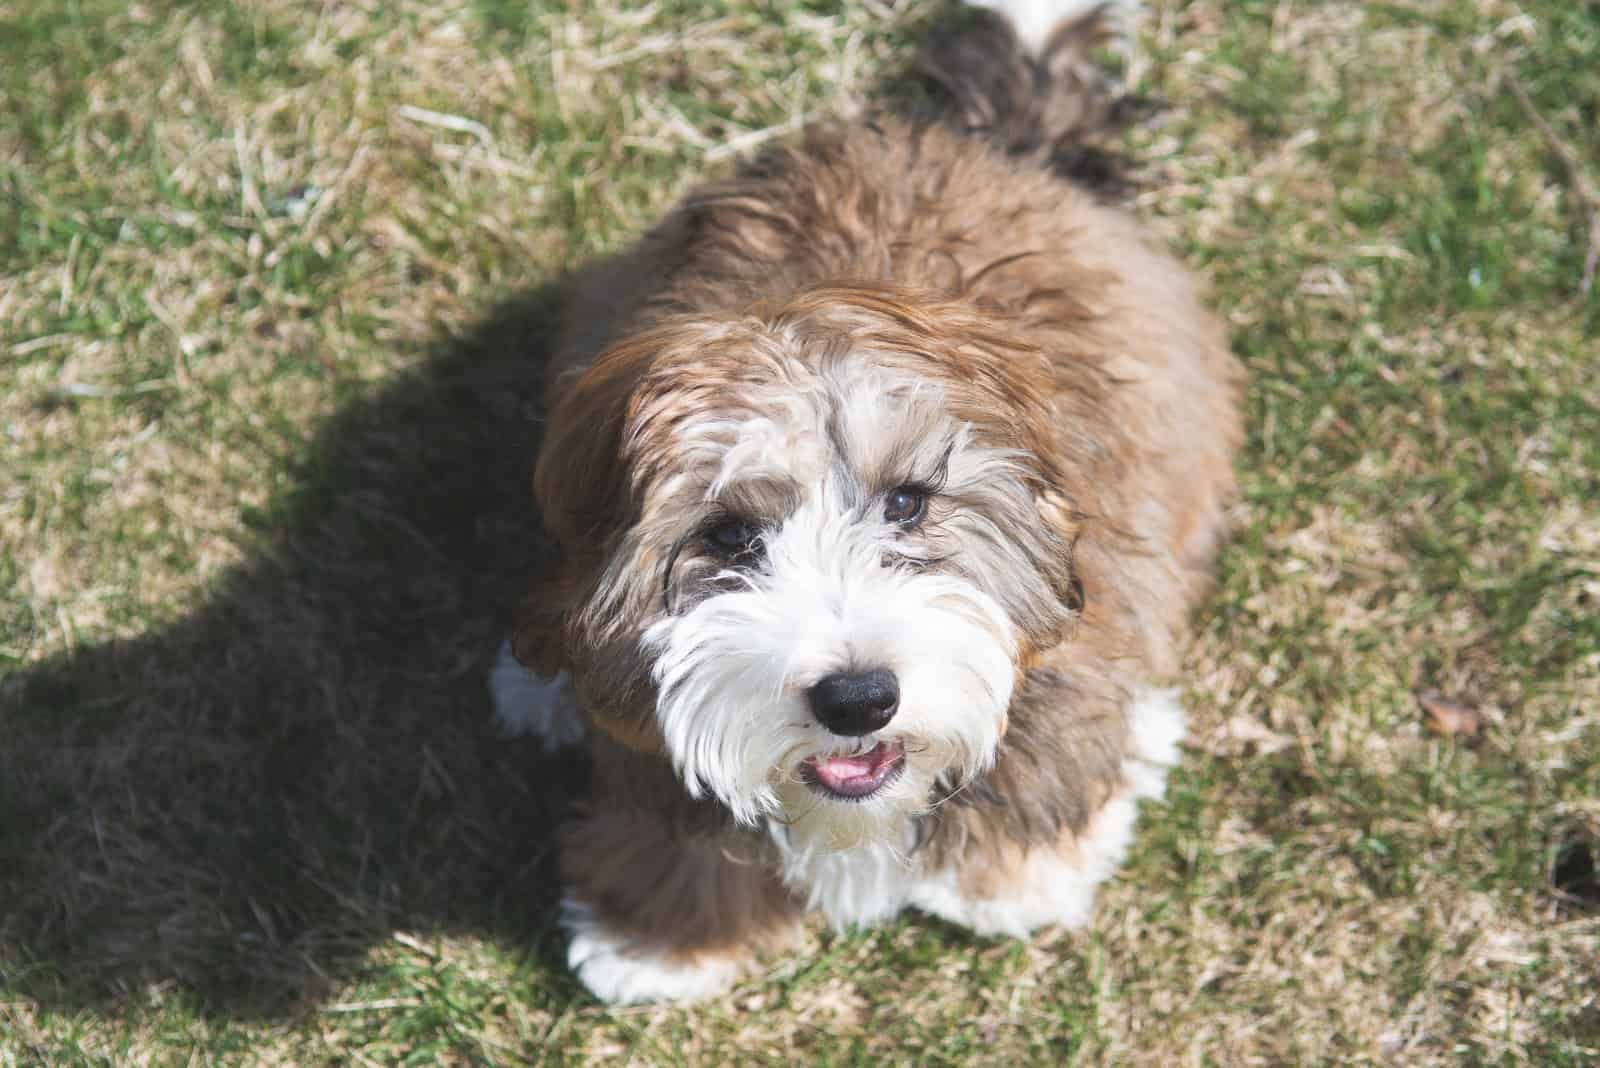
[487,640,586,750]
[562,899,743,1005]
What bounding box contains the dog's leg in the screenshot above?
[487,639,586,750]
[559,803,803,1005]
[909,688,1184,936]
[561,897,748,1005]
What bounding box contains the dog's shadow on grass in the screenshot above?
[1,282,589,1017]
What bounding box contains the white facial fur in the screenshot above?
[636,359,1031,854]
[645,498,1016,847]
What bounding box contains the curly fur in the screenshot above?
[497,0,1242,1004]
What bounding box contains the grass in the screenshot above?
[2,0,1597,1063]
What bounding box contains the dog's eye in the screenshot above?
[883,486,927,526]
[706,517,761,557]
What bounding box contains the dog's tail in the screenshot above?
[917,1,1151,195]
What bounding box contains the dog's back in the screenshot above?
[548,3,1144,373]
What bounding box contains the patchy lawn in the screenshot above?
[2,0,1596,1063]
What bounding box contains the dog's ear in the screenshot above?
[918,297,1099,634]
[511,342,647,680]
[1033,476,1088,617]
[512,325,708,710]
[510,539,582,679]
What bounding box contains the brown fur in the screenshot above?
[516,10,1241,971]
[561,737,801,962]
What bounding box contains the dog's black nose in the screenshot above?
[807,669,899,736]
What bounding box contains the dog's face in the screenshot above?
[522,286,1088,850]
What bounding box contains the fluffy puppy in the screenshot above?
[494,0,1242,1004]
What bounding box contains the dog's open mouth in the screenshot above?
[801,740,906,800]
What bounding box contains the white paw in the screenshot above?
[562,900,743,1005]
[487,640,586,750]
[1124,685,1185,800]
[909,845,1105,937]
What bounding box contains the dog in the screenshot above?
[491,0,1242,1004]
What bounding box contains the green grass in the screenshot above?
[3,0,1597,1063]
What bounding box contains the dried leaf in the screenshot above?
[1418,691,1482,738]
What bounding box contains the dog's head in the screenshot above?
[519,284,1096,849]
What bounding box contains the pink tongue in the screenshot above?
[812,753,879,787]
[809,742,896,790]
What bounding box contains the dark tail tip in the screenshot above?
[915,5,1157,197]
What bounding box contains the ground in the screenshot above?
[1,0,1597,1064]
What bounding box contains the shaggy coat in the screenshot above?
[506,5,1242,1002]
